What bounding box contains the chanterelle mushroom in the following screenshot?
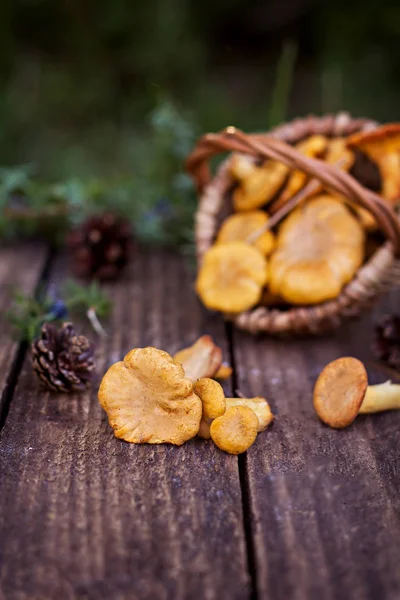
[174,335,222,381]
[314,356,400,428]
[313,357,368,428]
[210,405,258,454]
[216,211,275,256]
[98,347,202,445]
[347,124,400,202]
[230,154,289,211]
[270,195,365,304]
[196,241,269,313]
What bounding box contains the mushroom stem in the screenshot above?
[359,381,400,414]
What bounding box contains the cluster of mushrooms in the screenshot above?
[99,336,273,454]
[196,124,400,314]
[98,336,400,453]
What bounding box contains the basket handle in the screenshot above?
[185,126,400,256]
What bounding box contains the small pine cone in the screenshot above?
[68,213,132,280]
[372,315,400,371]
[32,322,95,392]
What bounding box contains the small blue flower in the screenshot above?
[49,299,68,319]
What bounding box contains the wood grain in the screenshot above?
[0,244,48,419]
[0,251,250,600]
[232,293,400,600]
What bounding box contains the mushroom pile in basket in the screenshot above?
[186,115,400,335]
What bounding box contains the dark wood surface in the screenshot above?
[0,245,399,600]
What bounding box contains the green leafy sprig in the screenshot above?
[6,290,55,343]
[6,280,111,342]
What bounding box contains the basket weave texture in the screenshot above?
[186,113,400,335]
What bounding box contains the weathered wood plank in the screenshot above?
[0,244,48,419]
[0,251,250,600]
[232,294,400,600]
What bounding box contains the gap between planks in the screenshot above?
[0,245,53,433]
[225,321,259,600]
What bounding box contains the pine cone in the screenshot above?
[68,213,132,280]
[32,322,95,392]
[372,315,400,371]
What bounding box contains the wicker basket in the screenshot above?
[186,113,400,335]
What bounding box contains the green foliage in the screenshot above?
[6,280,112,342]
[63,280,111,319]
[0,99,198,246]
[5,290,54,343]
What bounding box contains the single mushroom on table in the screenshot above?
[210,405,259,454]
[98,347,202,445]
[313,356,400,429]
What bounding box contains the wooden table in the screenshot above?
[0,244,399,600]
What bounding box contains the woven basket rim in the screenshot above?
[188,112,400,335]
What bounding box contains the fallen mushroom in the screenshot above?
[216,211,275,256]
[270,195,365,304]
[347,124,400,202]
[174,335,222,381]
[225,396,274,432]
[196,241,269,313]
[230,154,289,211]
[194,378,226,439]
[98,347,202,445]
[314,356,400,428]
[210,405,259,454]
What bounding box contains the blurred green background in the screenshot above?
[0,0,399,244]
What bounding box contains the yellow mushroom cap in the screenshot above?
[270,195,365,304]
[194,378,226,423]
[230,154,289,211]
[313,357,368,429]
[98,347,202,445]
[216,211,275,256]
[196,241,269,313]
[174,335,222,381]
[210,406,258,454]
[225,397,273,432]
